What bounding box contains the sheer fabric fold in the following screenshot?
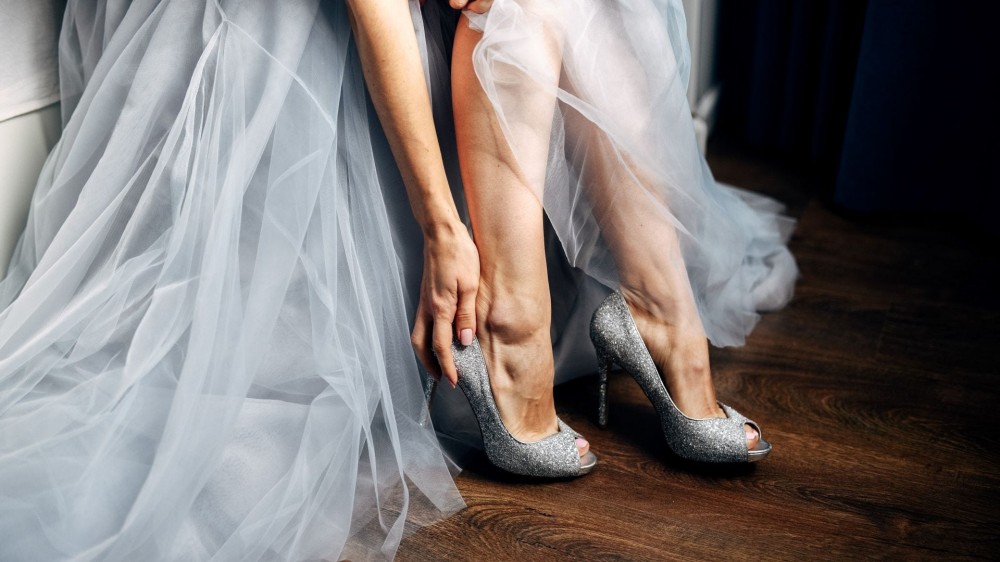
[0,1,462,560]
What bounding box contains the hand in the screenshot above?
[411,220,480,387]
[449,0,493,14]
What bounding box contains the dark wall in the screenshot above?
[835,1,1000,225]
[715,0,868,173]
[715,0,1000,232]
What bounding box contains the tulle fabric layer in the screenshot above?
[0,1,462,560]
[466,0,798,347]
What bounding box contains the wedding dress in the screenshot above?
[0,1,463,560]
[0,0,796,560]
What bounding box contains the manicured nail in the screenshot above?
[746,427,758,441]
[460,328,473,347]
[575,437,588,450]
[450,379,457,390]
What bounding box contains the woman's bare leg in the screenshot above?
[558,18,759,446]
[452,15,588,454]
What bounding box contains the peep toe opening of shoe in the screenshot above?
[746,424,771,462]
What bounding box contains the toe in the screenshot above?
[575,436,590,457]
[744,423,759,450]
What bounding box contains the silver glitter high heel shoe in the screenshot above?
[590,290,771,463]
[443,337,597,478]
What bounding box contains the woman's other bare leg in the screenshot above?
[452,14,587,453]
[558,8,758,446]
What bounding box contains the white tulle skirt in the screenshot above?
[464,0,796,344]
[0,1,463,560]
[0,0,797,560]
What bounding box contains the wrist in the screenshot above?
[417,193,464,240]
[422,215,466,243]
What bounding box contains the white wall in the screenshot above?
[0,104,60,275]
[681,0,720,154]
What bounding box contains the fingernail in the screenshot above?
[460,328,473,347]
[450,379,457,390]
[575,437,588,450]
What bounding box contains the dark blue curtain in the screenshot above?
[835,1,1000,231]
[716,0,868,172]
[716,0,1000,232]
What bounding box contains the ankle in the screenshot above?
[619,284,703,333]
[478,289,551,345]
[666,340,713,383]
[475,286,555,394]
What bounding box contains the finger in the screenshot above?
[449,0,468,9]
[411,303,442,380]
[412,322,441,380]
[454,284,477,347]
[432,315,459,387]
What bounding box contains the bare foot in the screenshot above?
[473,284,590,458]
[619,288,760,450]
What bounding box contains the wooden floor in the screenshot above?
[397,143,1000,561]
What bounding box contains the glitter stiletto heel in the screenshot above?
[591,290,771,463]
[447,337,597,478]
